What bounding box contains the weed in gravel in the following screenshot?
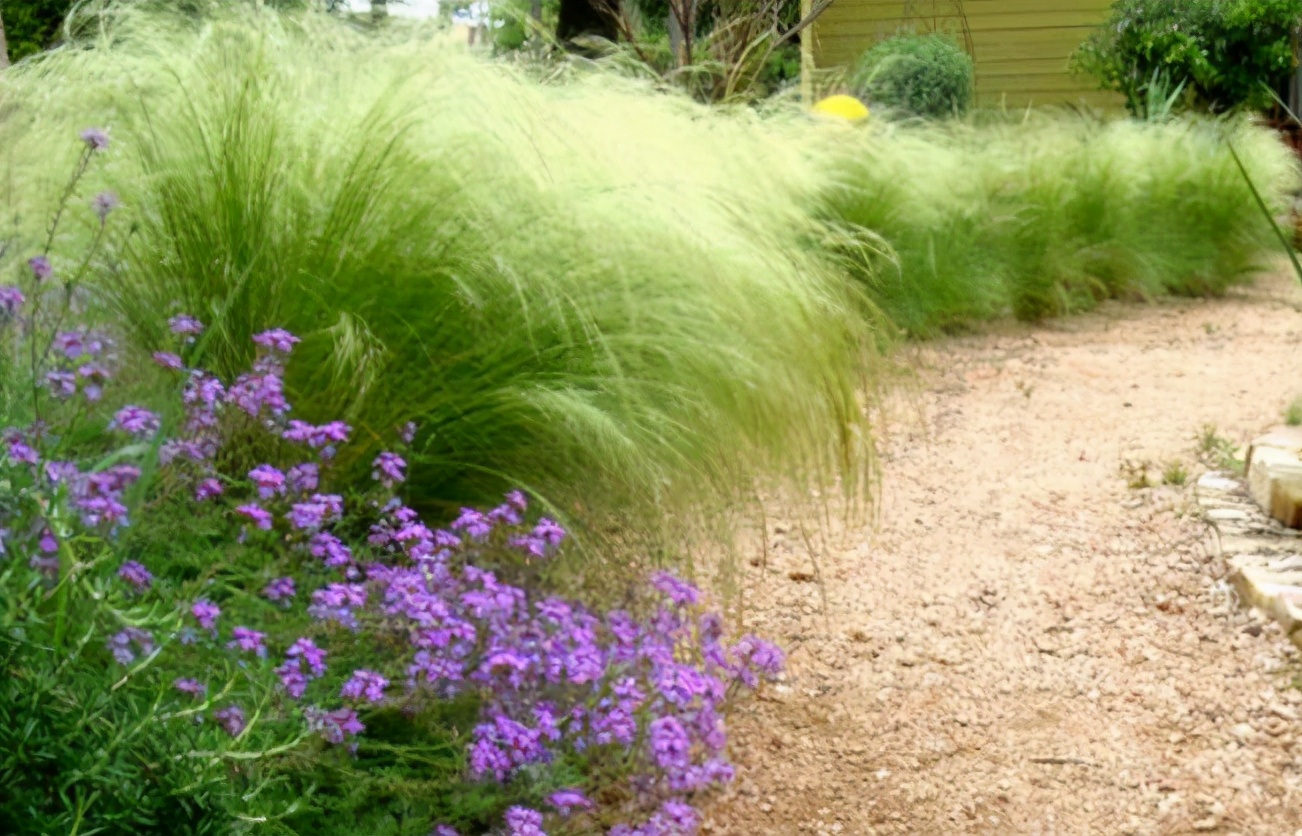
[1285,397,1302,426]
[1196,424,1243,472]
[1162,460,1189,486]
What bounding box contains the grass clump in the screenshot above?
[1196,424,1244,472]
[820,112,1298,335]
[1162,460,1189,486]
[0,6,879,568]
[1284,396,1302,426]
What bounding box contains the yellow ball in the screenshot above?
[812,94,870,123]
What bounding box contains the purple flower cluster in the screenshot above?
[0,289,787,836]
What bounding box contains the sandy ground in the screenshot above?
[708,272,1302,835]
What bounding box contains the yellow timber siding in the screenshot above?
[812,0,1123,109]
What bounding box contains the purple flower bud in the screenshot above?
[107,627,153,665]
[309,531,352,567]
[117,560,152,592]
[45,371,77,399]
[248,464,286,499]
[305,706,365,744]
[28,255,53,281]
[252,328,300,353]
[287,462,319,493]
[214,705,245,736]
[79,127,110,151]
[547,789,592,816]
[236,503,274,531]
[263,576,296,602]
[399,421,418,445]
[0,286,26,318]
[275,660,309,698]
[503,807,545,836]
[174,678,206,697]
[92,191,120,222]
[109,406,160,437]
[651,571,700,608]
[227,626,267,657]
[195,478,224,501]
[4,434,38,466]
[191,599,221,631]
[168,314,204,336]
[287,637,327,677]
[648,716,691,771]
[371,452,406,487]
[152,351,184,371]
[340,669,388,703]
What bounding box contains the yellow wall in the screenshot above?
[812,0,1122,108]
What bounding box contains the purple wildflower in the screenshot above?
[371,452,406,487]
[252,328,300,353]
[287,462,318,493]
[548,789,592,816]
[109,406,160,437]
[214,705,245,736]
[5,434,38,466]
[431,828,459,836]
[263,576,296,602]
[305,706,365,744]
[80,127,110,151]
[399,421,417,444]
[38,529,59,553]
[92,191,120,222]
[730,634,785,687]
[651,571,701,608]
[654,800,700,834]
[340,669,388,703]
[227,371,288,417]
[117,560,152,592]
[287,637,327,677]
[249,464,286,499]
[174,678,206,698]
[309,531,352,567]
[168,314,204,336]
[191,599,221,631]
[451,508,493,539]
[227,626,267,657]
[45,371,76,399]
[648,716,692,772]
[28,255,52,280]
[0,285,23,318]
[503,807,546,836]
[276,661,309,699]
[195,478,224,501]
[282,420,351,449]
[107,627,154,665]
[152,351,184,371]
[236,503,274,531]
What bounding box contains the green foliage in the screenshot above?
[1,0,75,62]
[1286,396,1302,426]
[1072,0,1302,115]
[850,34,974,119]
[0,5,877,573]
[819,113,1299,334]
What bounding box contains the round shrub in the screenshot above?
[851,34,974,118]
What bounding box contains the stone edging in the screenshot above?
[1196,470,1302,648]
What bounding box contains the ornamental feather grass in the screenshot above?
[819,111,1300,334]
[0,6,878,571]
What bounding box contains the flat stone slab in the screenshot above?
[1198,470,1302,649]
[1247,426,1302,528]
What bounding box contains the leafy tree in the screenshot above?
[0,0,74,63]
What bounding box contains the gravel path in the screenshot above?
[709,273,1302,835]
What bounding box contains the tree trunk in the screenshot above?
[371,0,387,23]
[0,7,10,70]
[667,0,696,68]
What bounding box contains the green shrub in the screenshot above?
[850,34,974,118]
[1072,0,1302,115]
